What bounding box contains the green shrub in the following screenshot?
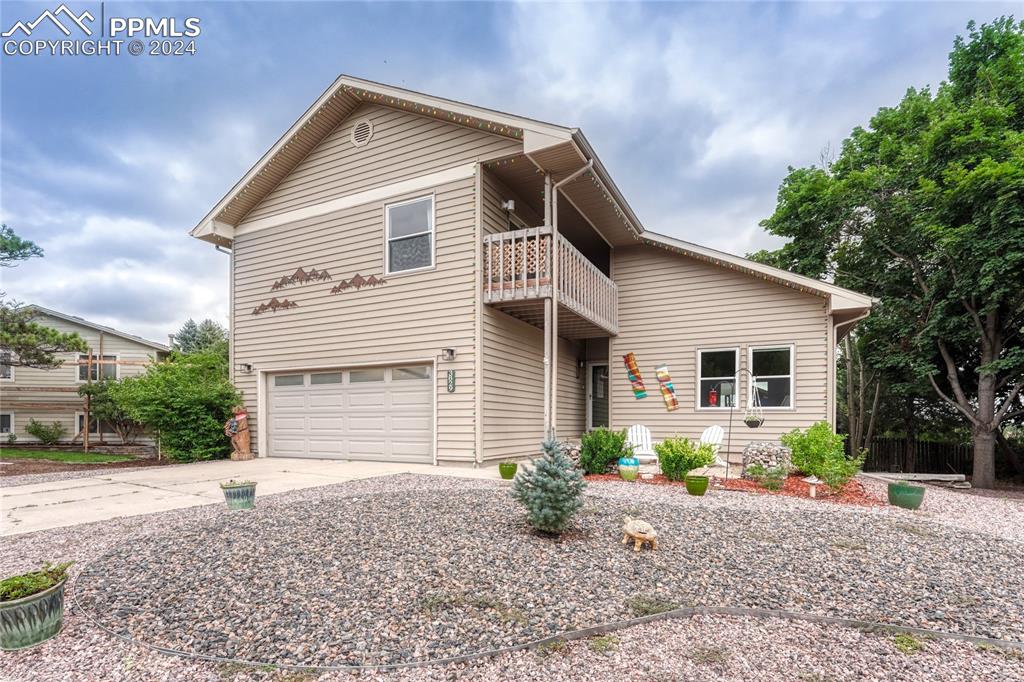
[781,421,864,489]
[511,438,586,534]
[745,462,788,491]
[109,350,240,462]
[0,561,73,602]
[579,427,631,474]
[655,437,716,481]
[25,419,67,445]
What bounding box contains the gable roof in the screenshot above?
[189,75,873,318]
[27,305,170,352]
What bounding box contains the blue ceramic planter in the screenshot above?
[0,579,66,650]
[618,456,640,482]
[221,482,257,510]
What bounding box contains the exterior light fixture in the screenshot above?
[441,348,457,362]
[235,363,253,374]
[803,475,822,498]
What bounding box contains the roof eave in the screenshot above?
[26,305,171,352]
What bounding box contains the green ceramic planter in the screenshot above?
[685,475,710,496]
[618,456,639,482]
[888,482,925,510]
[221,482,256,510]
[499,462,518,480]
[0,578,66,650]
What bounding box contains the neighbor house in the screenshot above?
[0,306,169,444]
[190,76,873,466]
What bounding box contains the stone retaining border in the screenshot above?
[71,568,1024,673]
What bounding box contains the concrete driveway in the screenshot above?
[0,458,501,537]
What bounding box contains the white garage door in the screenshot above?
[268,365,433,463]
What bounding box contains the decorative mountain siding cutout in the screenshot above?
[252,298,299,315]
[270,267,333,291]
[330,273,386,294]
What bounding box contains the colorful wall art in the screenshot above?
[330,273,387,293]
[655,363,679,411]
[270,266,333,291]
[251,297,299,315]
[622,353,647,399]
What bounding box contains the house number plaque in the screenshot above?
[446,370,456,393]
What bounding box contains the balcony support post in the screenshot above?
[543,173,554,439]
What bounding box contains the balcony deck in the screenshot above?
[483,227,618,338]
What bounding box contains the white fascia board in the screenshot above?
[192,219,235,243]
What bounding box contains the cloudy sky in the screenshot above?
[0,1,1016,341]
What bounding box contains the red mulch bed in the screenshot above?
[585,473,884,507]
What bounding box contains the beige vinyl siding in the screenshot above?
[232,176,478,462]
[557,339,586,440]
[480,309,545,461]
[1,313,161,443]
[610,245,831,460]
[244,104,522,223]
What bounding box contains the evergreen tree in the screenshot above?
[174,319,200,353]
[511,438,586,534]
[195,319,227,351]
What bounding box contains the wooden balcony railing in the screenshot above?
[482,227,618,335]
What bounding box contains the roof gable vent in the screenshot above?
[350,119,374,148]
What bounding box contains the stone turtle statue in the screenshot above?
[621,515,658,552]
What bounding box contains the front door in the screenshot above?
[587,363,609,430]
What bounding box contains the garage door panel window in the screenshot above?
[393,365,431,380]
[310,372,343,385]
[386,196,434,274]
[750,346,794,408]
[274,374,304,387]
[698,348,738,408]
[350,368,385,383]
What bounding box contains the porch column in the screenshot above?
[543,173,554,438]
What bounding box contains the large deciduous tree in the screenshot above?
[755,18,1024,488]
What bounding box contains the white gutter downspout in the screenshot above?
[549,160,594,439]
[542,174,553,438]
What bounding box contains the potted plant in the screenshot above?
[618,456,640,482]
[743,415,764,429]
[654,437,716,495]
[499,461,518,480]
[220,480,257,510]
[0,561,72,650]
[887,480,925,510]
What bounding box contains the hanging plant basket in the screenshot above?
[743,415,764,429]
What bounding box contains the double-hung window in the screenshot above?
[385,196,434,274]
[78,354,117,381]
[0,413,12,433]
[0,351,12,380]
[749,345,794,408]
[697,348,738,408]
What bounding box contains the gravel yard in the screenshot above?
[3,473,1024,681]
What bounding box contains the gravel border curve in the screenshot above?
[70,476,1024,669]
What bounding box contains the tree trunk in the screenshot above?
[972,427,996,489]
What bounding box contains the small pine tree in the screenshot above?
[511,438,587,535]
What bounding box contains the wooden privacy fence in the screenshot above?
[854,437,974,474]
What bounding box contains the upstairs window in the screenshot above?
[750,346,794,408]
[78,354,117,381]
[698,348,738,408]
[385,196,434,274]
[0,351,11,380]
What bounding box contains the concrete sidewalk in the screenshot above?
[0,458,502,537]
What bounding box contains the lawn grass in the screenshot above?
[0,448,135,464]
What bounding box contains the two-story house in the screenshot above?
[190,76,873,466]
[0,306,169,444]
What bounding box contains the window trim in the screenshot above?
[383,194,436,276]
[696,347,740,411]
[0,351,13,382]
[76,353,119,383]
[748,344,796,410]
[0,411,13,434]
[75,411,108,436]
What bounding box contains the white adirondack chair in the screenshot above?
[626,424,657,464]
[699,425,727,467]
